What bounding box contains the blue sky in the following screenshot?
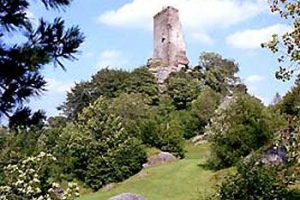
[26,0,294,117]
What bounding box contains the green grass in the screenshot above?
[78,142,234,200]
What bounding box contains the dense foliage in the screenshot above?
[0,0,84,127]
[0,51,254,193]
[189,86,221,138]
[103,93,185,157]
[195,52,241,95]
[216,123,300,200]
[206,94,274,169]
[217,162,289,200]
[60,67,158,120]
[0,152,79,200]
[275,83,300,118]
[56,98,147,190]
[166,71,201,110]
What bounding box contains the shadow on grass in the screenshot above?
[198,162,212,170]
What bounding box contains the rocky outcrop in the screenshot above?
[191,134,208,145]
[108,193,146,200]
[143,152,177,168]
[103,183,115,192]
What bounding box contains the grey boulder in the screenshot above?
[108,193,146,200]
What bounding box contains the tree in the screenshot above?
[107,93,152,139]
[59,81,94,120]
[60,67,158,120]
[195,52,240,95]
[0,0,84,127]
[57,97,146,190]
[166,71,201,110]
[124,67,158,101]
[190,86,221,136]
[276,84,300,118]
[263,0,300,81]
[206,94,273,169]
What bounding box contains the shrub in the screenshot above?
[214,117,300,200]
[57,97,147,190]
[170,110,199,139]
[107,94,185,158]
[157,120,185,158]
[108,93,152,139]
[0,152,79,200]
[217,163,289,200]
[187,86,221,138]
[206,94,273,169]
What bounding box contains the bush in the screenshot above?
[57,97,147,190]
[214,117,300,200]
[170,110,199,139]
[207,94,273,169]
[187,86,221,138]
[134,111,185,158]
[107,94,185,158]
[108,93,152,139]
[217,162,289,200]
[0,129,45,183]
[0,152,79,200]
[136,96,185,158]
[157,120,185,158]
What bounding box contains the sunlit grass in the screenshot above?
[78,142,234,200]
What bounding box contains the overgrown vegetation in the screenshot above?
[206,94,277,169]
[1,1,300,197]
[56,98,147,191]
[0,152,80,200]
[0,52,246,195]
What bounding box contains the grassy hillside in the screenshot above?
[79,143,235,200]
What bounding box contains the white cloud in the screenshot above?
[83,52,94,59]
[98,0,267,44]
[243,74,270,105]
[45,78,74,94]
[245,75,265,83]
[97,50,128,69]
[226,24,291,49]
[190,32,214,45]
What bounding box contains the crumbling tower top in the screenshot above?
[148,6,189,84]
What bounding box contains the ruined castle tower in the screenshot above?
[148,6,189,84]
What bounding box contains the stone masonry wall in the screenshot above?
[153,6,189,67]
[148,6,189,86]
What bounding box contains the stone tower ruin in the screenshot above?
[148,6,189,84]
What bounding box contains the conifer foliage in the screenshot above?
[0,0,84,127]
